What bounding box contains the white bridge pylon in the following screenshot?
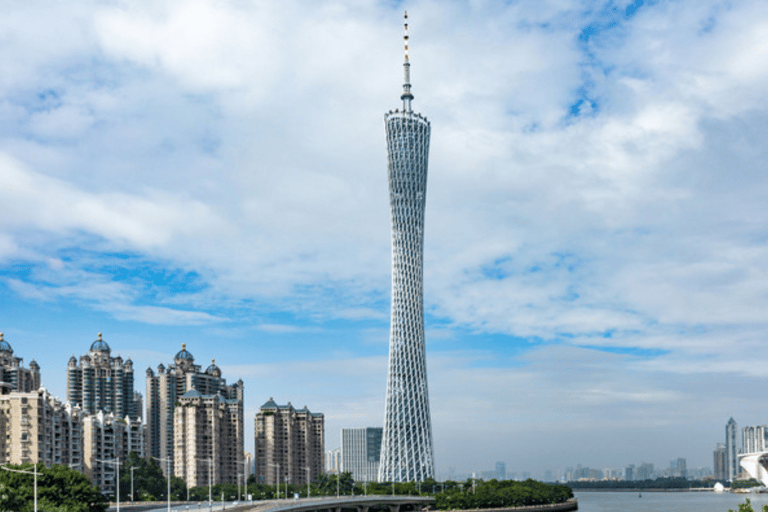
[739,452,768,486]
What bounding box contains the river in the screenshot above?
[574,490,768,512]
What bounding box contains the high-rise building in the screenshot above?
[325,447,341,474]
[253,398,324,486]
[636,462,654,480]
[379,11,435,484]
[481,461,506,480]
[670,458,687,479]
[742,425,768,454]
[0,387,83,468]
[341,427,382,482]
[146,345,243,476]
[173,389,244,488]
[714,442,727,481]
[0,333,40,394]
[66,333,138,419]
[726,417,739,481]
[83,411,144,498]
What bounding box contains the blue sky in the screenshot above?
[2,0,768,479]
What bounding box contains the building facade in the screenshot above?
[341,427,382,483]
[726,417,739,481]
[379,12,435,483]
[146,345,243,476]
[173,388,244,488]
[742,425,768,454]
[714,442,727,481]
[0,333,40,394]
[66,333,139,419]
[82,411,144,498]
[254,398,324,486]
[325,447,341,474]
[0,388,83,468]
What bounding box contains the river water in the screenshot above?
[574,491,768,512]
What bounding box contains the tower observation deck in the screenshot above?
[378,11,435,483]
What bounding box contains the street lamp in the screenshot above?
[1,463,38,512]
[152,456,172,512]
[95,457,120,512]
[196,458,213,512]
[268,463,280,499]
[129,466,137,504]
[237,459,249,502]
[303,467,311,498]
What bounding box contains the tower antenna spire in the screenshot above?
[401,10,413,112]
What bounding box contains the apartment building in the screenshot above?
[82,411,144,498]
[173,389,244,488]
[254,398,324,486]
[146,345,243,476]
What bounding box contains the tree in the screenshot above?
[119,452,166,501]
[315,472,354,496]
[0,463,108,512]
[730,498,768,512]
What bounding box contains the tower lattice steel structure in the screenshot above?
[379,11,435,483]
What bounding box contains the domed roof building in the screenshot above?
[145,343,244,477]
[66,333,139,419]
[0,332,41,394]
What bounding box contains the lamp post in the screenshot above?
[130,466,137,504]
[95,458,120,512]
[1,463,38,512]
[268,463,280,499]
[303,467,311,498]
[196,458,213,512]
[237,459,249,502]
[152,456,172,512]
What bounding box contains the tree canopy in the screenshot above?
[0,462,108,512]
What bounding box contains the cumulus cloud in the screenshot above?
[2,0,768,474]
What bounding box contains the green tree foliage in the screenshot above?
[432,479,573,510]
[732,479,763,489]
[315,472,354,496]
[730,498,768,512]
[119,452,171,501]
[0,463,108,512]
[568,477,715,490]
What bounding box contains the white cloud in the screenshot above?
[2,0,768,474]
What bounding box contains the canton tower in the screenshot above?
[378,11,435,483]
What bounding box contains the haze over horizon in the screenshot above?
[2,0,768,478]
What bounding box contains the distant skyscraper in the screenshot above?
[341,427,383,482]
[742,425,768,454]
[66,333,138,419]
[379,11,435,484]
[670,458,687,479]
[325,447,341,474]
[726,417,739,481]
[714,442,727,481]
[0,333,40,394]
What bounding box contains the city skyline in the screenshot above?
[2,0,768,476]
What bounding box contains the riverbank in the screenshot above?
[442,498,578,512]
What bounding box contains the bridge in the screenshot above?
[740,452,768,486]
[109,495,435,512]
[255,495,435,512]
